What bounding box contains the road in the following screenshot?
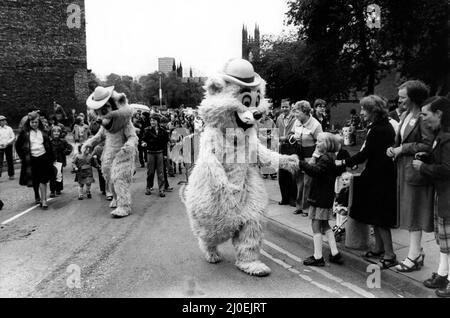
[0,167,408,298]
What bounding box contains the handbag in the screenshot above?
[405,162,430,186]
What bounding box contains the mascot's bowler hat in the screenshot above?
[87,86,115,110]
[220,58,261,87]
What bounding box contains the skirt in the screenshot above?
[396,155,434,232]
[308,206,333,221]
[434,213,450,254]
[31,153,54,185]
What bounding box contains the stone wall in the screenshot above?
[0,0,87,127]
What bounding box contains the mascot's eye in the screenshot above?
[256,95,261,107]
[242,94,252,107]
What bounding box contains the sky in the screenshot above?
[85,0,293,79]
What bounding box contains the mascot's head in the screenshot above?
[200,58,267,131]
[86,86,133,133]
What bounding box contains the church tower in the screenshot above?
[241,24,260,62]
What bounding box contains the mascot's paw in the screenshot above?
[205,250,223,264]
[120,144,134,155]
[111,207,130,218]
[281,154,300,174]
[109,199,117,208]
[236,260,271,277]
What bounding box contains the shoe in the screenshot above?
[424,273,449,289]
[35,198,41,205]
[87,192,92,199]
[270,174,277,180]
[303,256,325,267]
[301,211,309,217]
[49,192,56,198]
[56,191,62,196]
[378,257,397,269]
[159,192,166,198]
[278,201,289,206]
[0,200,4,210]
[165,187,173,192]
[362,250,385,259]
[145,188,152,195]
[263,175,268,179]
[140,164,145,168]
[293,209,302,215]
[41,204,48,210]
[78,195,84,200]
[329,253,344,265]
[9,176,14,180]
[106,195,113,201]
[436,281,450,298]
[101,191,106,196]
[395,254,425,272]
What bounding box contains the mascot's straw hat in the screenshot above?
[87,86,115,110]
[220,58,261,88]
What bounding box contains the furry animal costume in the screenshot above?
[84,91,138,218]
[184,60,299,276]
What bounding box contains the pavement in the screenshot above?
[261,176,439,297]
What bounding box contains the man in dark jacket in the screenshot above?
[141,114,170,197]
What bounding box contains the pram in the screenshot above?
[332,206,348,242]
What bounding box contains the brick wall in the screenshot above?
[0,0,88,127]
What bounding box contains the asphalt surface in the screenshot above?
[0,167,410,298]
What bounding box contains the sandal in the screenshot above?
[363,250,385,258]
[378,257,397,269]
[395,254,424,272]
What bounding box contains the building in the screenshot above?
[242,24,260,63]
[158,57,176,76]
[0,0,89,126]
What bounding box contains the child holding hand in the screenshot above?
[299,132,343,266]
[73,144,95,200]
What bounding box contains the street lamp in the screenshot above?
[159,72,163,109]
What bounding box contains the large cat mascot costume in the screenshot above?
[184,59,299,276]
[84,86,138,218]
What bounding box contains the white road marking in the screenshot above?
[263,239,376,298]
[1,198,55,225]
[261,250,341,296]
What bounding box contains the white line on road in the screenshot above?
[261,250,341,296]
[1,198,55,225]
[263,239,376,298]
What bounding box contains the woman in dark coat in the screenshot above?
[15,112,55,209]
[413,96,450,297]
[338,95,397,269]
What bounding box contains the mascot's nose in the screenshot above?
[253,111,263,120]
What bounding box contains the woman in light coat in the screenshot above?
[387,80,434,272]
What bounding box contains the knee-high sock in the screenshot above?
[313,233,323,260]
[438,253,449,276]
[408,231,422,259]
[326,230,339,256]
[336,214,342,227]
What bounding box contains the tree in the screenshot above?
[286,0,450,97]
[139,72,204,108]
[253,33,311,106]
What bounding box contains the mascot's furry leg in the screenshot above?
[232,168,271,277]
[109,148,134,218]
[198,238,223,264]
